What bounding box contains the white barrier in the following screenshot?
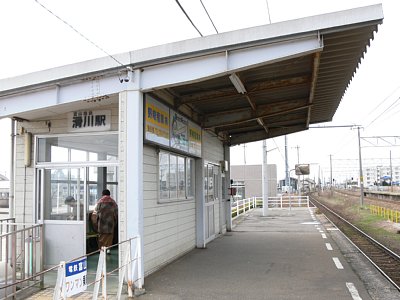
[53,236,143,300]
[231,195,310,218]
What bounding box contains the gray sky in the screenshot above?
[0,0,398,182]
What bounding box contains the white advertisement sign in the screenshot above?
[170,111,189,152]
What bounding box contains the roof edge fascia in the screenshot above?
[0,4,383,95]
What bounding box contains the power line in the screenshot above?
[366,96,400,128]
[200,0,218,34]
[364,84,400,121]
[265,0,272,24]
[175,0,203,37]
[34,0,124,66]
[272,138,285,162]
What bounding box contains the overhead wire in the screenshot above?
[363,84,400,121]
[365,96,400,128]
[265,0,272,24]
[272,138,285,162]
[376,96,400,123]
[330,84,400,156]
[175,0,203,37]
[200,0,218,34]
[34,0,124,67]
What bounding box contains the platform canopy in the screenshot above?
[0,5,383,145]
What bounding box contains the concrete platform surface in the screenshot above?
[139,208,400,300]
[25,207,400,299]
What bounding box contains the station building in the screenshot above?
[0,5,383,284]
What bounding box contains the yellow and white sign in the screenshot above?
[188,122,202,156]
[145,96,170,147]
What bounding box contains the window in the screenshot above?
[159,150,195,201]
[37,133,118,163]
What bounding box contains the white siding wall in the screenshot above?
[142,131,225,275]
[143,145,196,275]
[13,104,119,224]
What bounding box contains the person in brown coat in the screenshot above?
[93,189,118,252]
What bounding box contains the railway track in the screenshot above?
[309,194,400,291]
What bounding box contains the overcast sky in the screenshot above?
[0,0,398,183]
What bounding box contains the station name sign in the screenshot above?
[67,110,111,133]
[144,95,202,157]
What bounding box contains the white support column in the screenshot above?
[195,158,205,248]
[224,145,232,232]
[119,69,144,287]
[262,140,269,216]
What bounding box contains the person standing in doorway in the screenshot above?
[93,189,118,253]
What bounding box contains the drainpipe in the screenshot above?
[9,119,16,219]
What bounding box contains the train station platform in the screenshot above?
[138,207,400,300]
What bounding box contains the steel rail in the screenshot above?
[310,195,400,291]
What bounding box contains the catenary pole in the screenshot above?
[357,127,364,206]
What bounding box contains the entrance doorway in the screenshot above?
[204,163,220,243]
[37,165,118,266]
[35,132,119,267]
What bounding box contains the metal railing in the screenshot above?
[0,214,144,299]
[231,197,256,219]
[370,205,400,223]
[231,195,311,219]
[0,220,44,299]
[254,195,310,209]
[53,235,143,299]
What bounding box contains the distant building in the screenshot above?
[278,178,298,193]
[364,166,400,186]
[230,165,277,199]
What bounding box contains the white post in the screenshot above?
[53,261,66,300]
[195,158,206,248]
[119,69,144,289]
[224,145,232,231]
[93,249,106,300]
[262,140,268,216]
[137,236,143,289]
[236,200,239,217]
[102,248,107,298]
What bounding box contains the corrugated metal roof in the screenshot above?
[0,5,383,146]
[149,8,382,145]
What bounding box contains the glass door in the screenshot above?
[204,164,220,242]
[39,167,86,267]
[38,165,119,266]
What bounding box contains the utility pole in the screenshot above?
[329,154,333,186]
[262,140,268,216]
[357,127,364,206]
[390,150,393,192]
[294,145,300,193]
[285,135,289,189]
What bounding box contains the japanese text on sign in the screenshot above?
[65,258,87,297]
[68,110,111,132]
[146,104,169,129]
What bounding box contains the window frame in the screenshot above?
[158,150,195,203]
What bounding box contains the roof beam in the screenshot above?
[178,75,311,106]
[229,125,306,145]
[203,101,311,129]
[306,52,321,127]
